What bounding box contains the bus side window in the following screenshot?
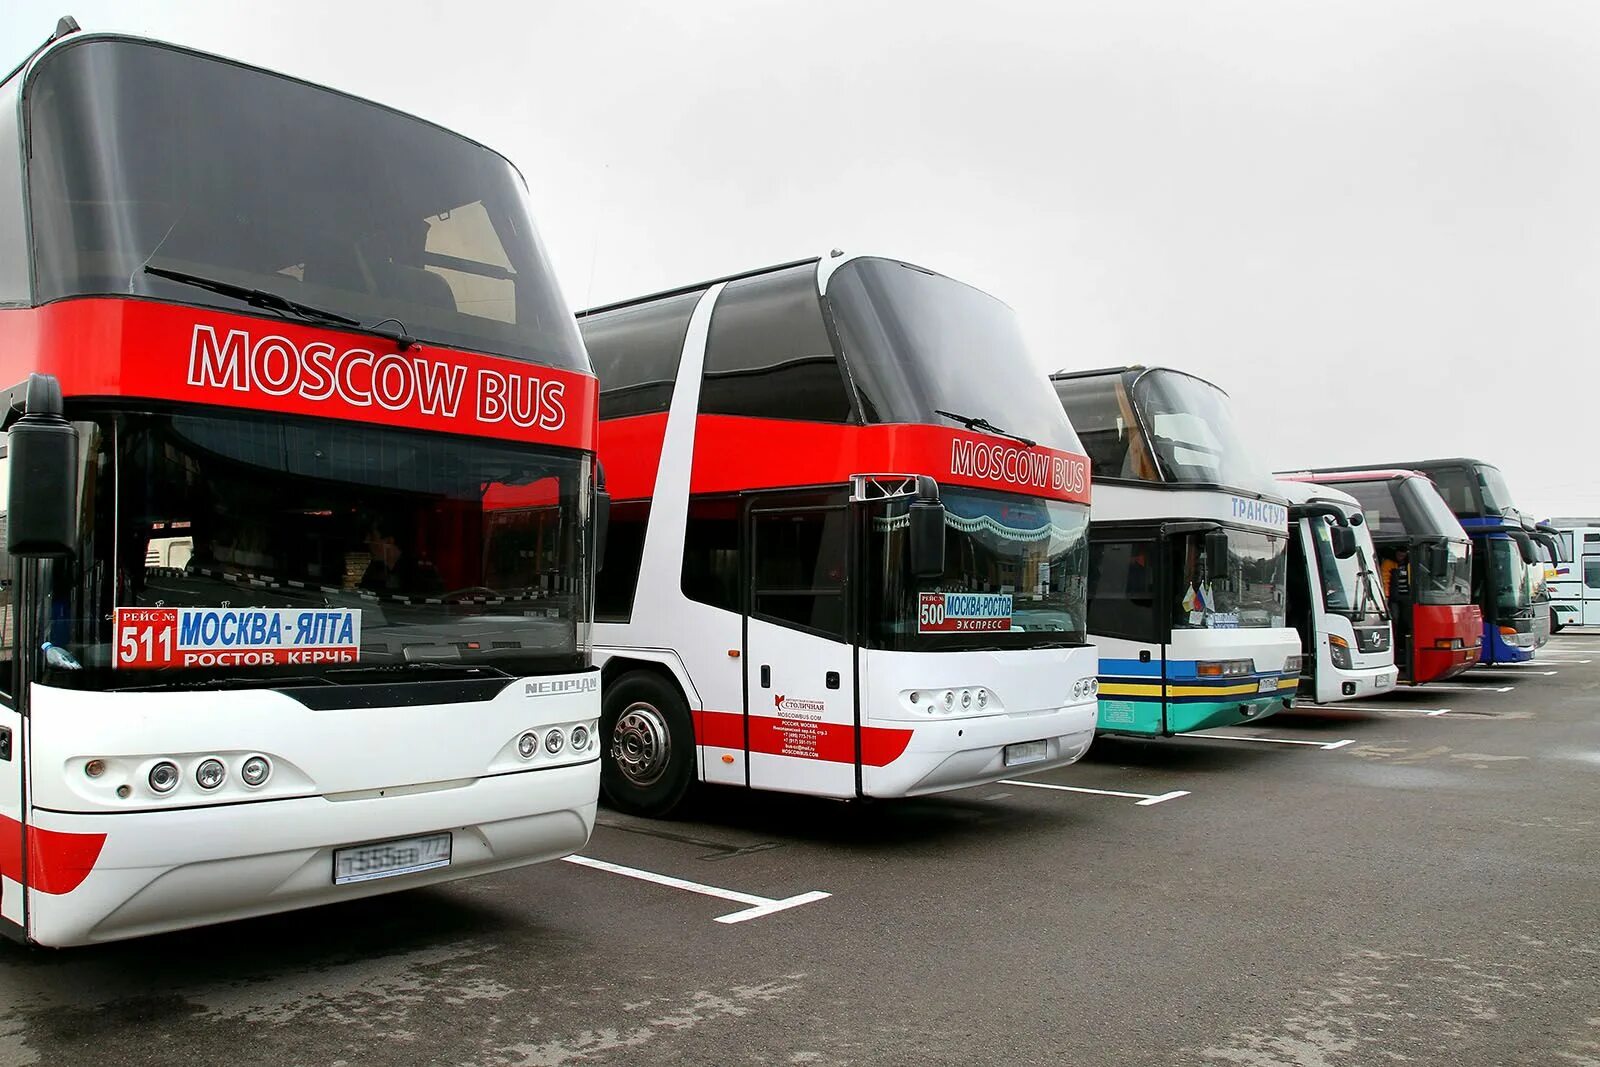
[700,266,853,423]
[595,501,651,623]
[1584,559,1600,591]
[0,451,11,697]
[682,495,741,612]
[1086,538,1158,643]
[750,507,848,637]
[586,290,701,421]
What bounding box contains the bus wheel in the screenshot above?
[1551,616,1565,634]
[601,672,694,817]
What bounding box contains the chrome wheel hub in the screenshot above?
[611,702,671,787]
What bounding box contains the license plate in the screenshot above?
[333,832,452,885]
[1004,740,1049,767]
[1258,678,1278,694]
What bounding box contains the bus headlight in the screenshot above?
[1326,638,1351,670]
[571,724,591,750]
[517,732,538,759]
[195,758,226,790]
[241,755,271,787]
[1284,654,1306,675]
[544,729,564,755]
[148,761,180,794]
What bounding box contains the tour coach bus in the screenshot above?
[1279,470,1480,682]
[1276,480,1395,704]
[0,26,602,945]
[1303,459,1534,664]
[578,254,1099,816]
[1050,367,1301,737]
[1545,519,1600,629]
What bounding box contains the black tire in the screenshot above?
[600,671,695,818]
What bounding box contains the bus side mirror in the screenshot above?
[7,375,78,559]
[1204,528,1229,576]
[1330,525,1358,560]
[592,466,611,572]
[909,477,946,579]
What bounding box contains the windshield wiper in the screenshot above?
[325,662,516,684]
[933,409,1036,447]
[114,674,338,694]
[145,265,417,348]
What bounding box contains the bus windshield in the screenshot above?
[1414,538,1473,606]
[825,257,1084,455]
[1490,538,1532,612]
[38,410,592,691]
[1170,528,1288,630]
[1131,370,1277,495]
[25,38,585,369]
[863,488,1089,650]
[1310,518,1387,622]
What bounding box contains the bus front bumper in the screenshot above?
[23,759,599,947]
[861,698,1098,798]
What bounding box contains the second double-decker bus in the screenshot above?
[1279,470,1480,682]
[1277,480,1396,703]
[0,27,602,945]
[1051,367,1301,738]
[580,254,1099,816]
[1302,459,1533,664]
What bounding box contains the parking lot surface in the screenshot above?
[2,636,1598,1066]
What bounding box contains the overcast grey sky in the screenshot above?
[8,1,1599,517]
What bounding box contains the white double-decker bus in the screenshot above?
[1277,480,1397,703]
[0,27,601,945]
[579,254,1100,816]
[1051,367,1302,737]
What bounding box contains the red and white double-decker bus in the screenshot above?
[579,254,1100,816]
[0,25,602,945]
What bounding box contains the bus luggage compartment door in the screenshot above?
[744,501,857,798]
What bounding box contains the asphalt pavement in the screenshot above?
[2,634,1597,1066]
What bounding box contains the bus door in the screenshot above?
[743,495,857,797]
[0,456,24,937]
[1584,549,1600,626]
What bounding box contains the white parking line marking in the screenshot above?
[1000,779,1191,806]
[1475,670,1558,677]
[562,855,830,924]
[1200,734,1356,750]
[1424,684,1515,692]
[1350,705,1452,716]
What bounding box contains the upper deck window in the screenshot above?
[1129,370,1276,496]
[827,257,1083,455]
[700,265,851,422]
[23,38,587,371]
[1052,372,1159,481]
[583,290,702,420]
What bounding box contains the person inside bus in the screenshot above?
[360,517,445,596]
[1381,547,1411,602]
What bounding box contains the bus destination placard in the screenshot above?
[918,592,1014,633]
[114,607,362,669]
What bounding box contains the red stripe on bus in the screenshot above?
[0,298,599,452]
[691,709,912,767]
[0,817,106,895]
[598,413,1092,505]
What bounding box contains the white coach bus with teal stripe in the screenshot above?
[1051,367,1302,736]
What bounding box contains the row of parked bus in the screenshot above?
[0,25,1565,947]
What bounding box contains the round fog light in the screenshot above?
[942,690,954,710]
[977,689,988,709]
[148,760,179,794]
[241,755,271,787]
[517,732,538,759]
[196,758,226,790]
[544,729,564,755]
[961,689,972,709]
[84,759,106,778]
[571,725,590,750]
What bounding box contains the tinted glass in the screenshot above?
[0,81,26,303]
[0,452,10,694]
[1085,538,1159,642]
[26,40,587,370]
[38,411,591,691]
[1478,465,1515,516]
[681,495,740,611]
[1169,528,1287,629]
[594,501,649,622]
[864,488,1089,650]
[1422,466,1478,517]
[1336,479,1405,535]
[751,505,848,635]
[1131,371,1277,495]
[1053,373,1160,481]
[827,258,1084,453]
[1309,516,1386,622]
[1586,560,1600,590]
[1490,538,1531,610]
[700,265,851,422]
[584,291,701,419]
